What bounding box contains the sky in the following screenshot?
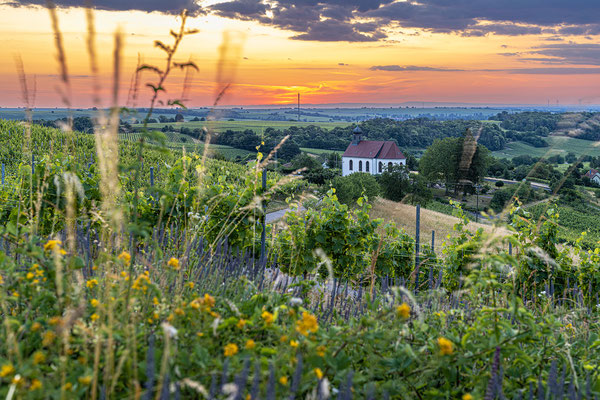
[2,0,600,107]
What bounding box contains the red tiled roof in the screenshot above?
[342,140,405,160]
[585,168,599,178]
[379,141,405,159]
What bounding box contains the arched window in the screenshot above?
[379,162,383,173]
[388,162,393,169]
[366,161,370,172]
[349,160,353,171]
[359,160,363,172]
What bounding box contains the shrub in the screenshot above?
[329,172,380,205]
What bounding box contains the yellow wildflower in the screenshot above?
[33,351,46,364]
[245,339,256,350]
[90,313,99,322]
[438,337,454,355]
[44,239,62,252]
[314,368,323,380]
[49,316,62,326]
[167,257,180,270]
[31,322,42,332]
[153,297,159,305]
[224,343,239,357]
[202,293,215,308]
[236,319,247,329]
[462,394,473,400]
[26,272,34,280]
[78,376,92,385]
[396,303,411,319]
[261,311,274,325]
[296,312,318,336]
[12,291,19,298]
[0,275,3,284]
[316,345,326,357]
[132,274,150,292]
[90,299,99,307]
[290,340,299,348]
[63,382,73,391]
[280,335,288,343]
[174,308,185,316]
[30,379,42,390]
[42,331,56,346]
[279,376,288,385]
[86,279,99,289]
[197,332,204,337]
[187,282,195,289]
[0,363,15,377]
[118,251,131,266]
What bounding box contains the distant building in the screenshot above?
[585,168,600,185]
[341,126,406,177]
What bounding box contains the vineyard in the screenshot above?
[0,118,600,399]
[2,7,600,400]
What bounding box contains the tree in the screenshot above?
[277,140,301,161]
[405,153,418,171]
[378,164,410,202]
[406,173,432,205]
[419,130,490,195]
[330,173,380,205]
[326,152,342,169]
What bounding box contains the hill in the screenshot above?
[370,198,508,253]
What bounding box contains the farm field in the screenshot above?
[300,147,344,155]
[133,119,349,133]
[492,135,600,159]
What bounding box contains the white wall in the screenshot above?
[342,157,406,176]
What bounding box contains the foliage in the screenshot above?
[329,173,380,205]
[419,131,491,193]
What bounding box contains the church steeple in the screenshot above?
[352,126,363,145]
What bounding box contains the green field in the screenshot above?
[118,132,254,159]
[301,147,343,155]
[492,135,600,159]
[134,119,348,133]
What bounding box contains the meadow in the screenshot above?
[492,135,600,159]
[134,120,348,133]
[1,9,600,400]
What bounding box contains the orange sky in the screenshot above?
[2,3,600,107]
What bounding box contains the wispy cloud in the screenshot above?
[369,65,465,72]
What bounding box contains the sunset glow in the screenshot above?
[2,1,600,107]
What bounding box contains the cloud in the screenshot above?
[506,67,600,74]
[291,19,385,42]
[501,43,600,65]
[11,0,600,43]
[369,65,465,72]
[8,0,203,15]
[205,0,600,42]
[370,64,600,75]
[338,62,348,66]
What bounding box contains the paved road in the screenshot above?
[265,206,305,223]
[484,177,551,192]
